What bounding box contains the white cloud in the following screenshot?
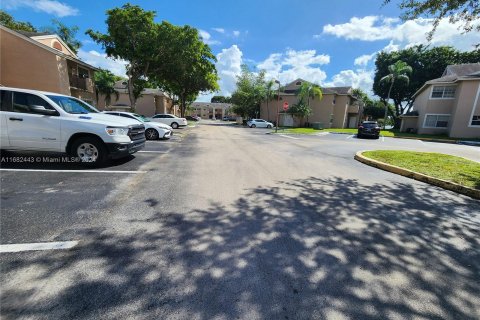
[77,50,127,77]
[196,44,244,102]
[212,28,225,34]
[322,15,480,51]
[354,53,376,67]
[382,40,400,53]
[258,49,330,85]
[233,30,240,37]
[325,69,375,95]
[3,0,79,17]
[215,45,243,96]
[199,29,221,45]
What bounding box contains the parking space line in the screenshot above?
[278,134,300,140]
[316,132,330,136]
[346,135,355,139]
[418,140,426,145]
[0,169,146,173]
[382,136,385,142]
[0,241,79,253]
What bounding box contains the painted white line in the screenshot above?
[0,241,79,253]
[346,135,355,139]
[138,151,168,154]
[278,134,300,140]
[418,140,426,145]
[315,132,330,136]
[382,136,385,142]
[0,169,146,174]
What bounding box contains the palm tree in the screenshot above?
[380,60,412,129]
[264,80,276,122]
[94,69,119,108]
[296,82,323,126]
[301,82,323,109]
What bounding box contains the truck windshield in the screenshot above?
[46,95,98,114]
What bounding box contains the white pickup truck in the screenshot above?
[0,87,145,166]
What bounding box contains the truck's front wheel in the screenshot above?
[71,137,107,167]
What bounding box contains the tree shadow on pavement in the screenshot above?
[1,177,479,319]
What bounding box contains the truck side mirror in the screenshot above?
[30,105,59,116]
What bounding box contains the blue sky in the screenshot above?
[3,0,480,100]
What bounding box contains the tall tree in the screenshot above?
[94,69,119,107]
[86,4,159,111]
[41,19,81,54]
[379,60,412,129]
[384,0,480,43]
[150,22,218,117]
[0,10,36,32]
[230,66,266,118]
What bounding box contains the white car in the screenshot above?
[0,87,145,166]
[150,113,187,129]
[103,111,172,140]
[247,119,274,128]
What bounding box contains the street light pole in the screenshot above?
[275,80,280,133]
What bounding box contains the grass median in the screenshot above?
[362,150,480,189]
[275,127,480,141]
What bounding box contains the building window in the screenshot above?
[431,86,456,99]
[424,114,450,128]
[471,115,480,126]
[296,81,302,85]
[78,67,89,79]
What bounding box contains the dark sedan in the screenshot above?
[358,121,381,139]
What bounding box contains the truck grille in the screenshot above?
[128,124,146,142]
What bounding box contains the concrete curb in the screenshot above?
[354,151,480,200]
[389,136,457,144]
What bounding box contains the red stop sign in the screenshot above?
[283,101,289,111]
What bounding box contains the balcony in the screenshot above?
[69,75,93,92]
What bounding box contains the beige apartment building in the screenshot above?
[189,102,233,119]
[95,80,176,117]
[260,79,362,128]
[0,25,98,104]
[400,64,480,138]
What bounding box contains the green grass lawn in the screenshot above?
[362,150,480,189]
[276,127,479,141]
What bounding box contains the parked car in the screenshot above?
[103,111,172,140]
[247,119,274,128]
[357,121,381,139]
[185,115,200,121]
[223,116,236,121]
[0,87,145,166]
[150,114,187,129]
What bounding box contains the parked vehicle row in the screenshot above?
[0,87,190,167]
[0,87,146,166]
[103,111,172,140]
